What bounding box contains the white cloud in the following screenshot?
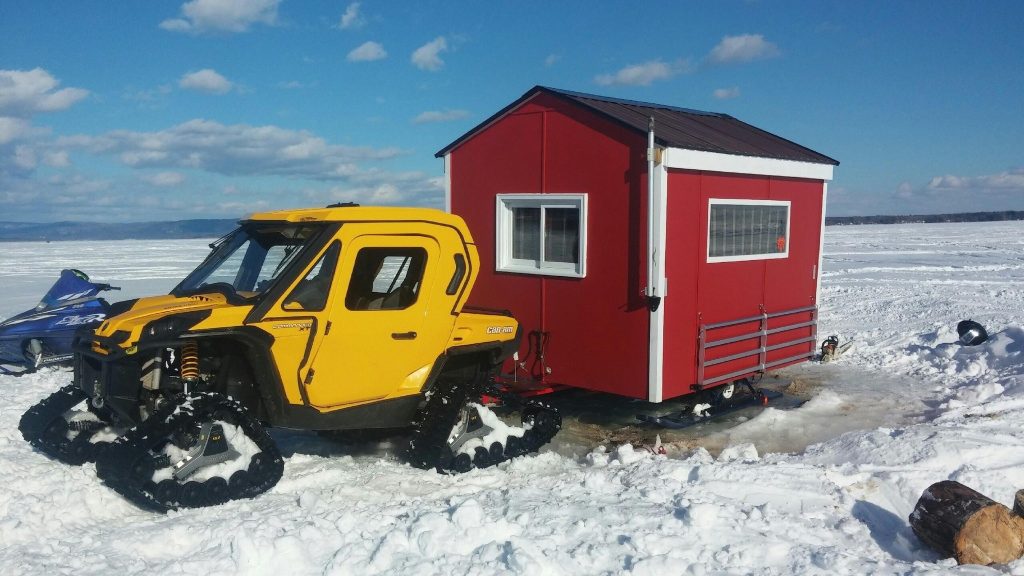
[0,117,32,145]
[412,109,470,124]
[1,157,446,221]
[595,60,684,86]
[411,37,448,71]
[159,19,193,32]
[895,182,915,199]
[927,169,1024,191]
[124,84,174,104]
[708,34,780,64]
[544,54,560,67]
[347,41,387,62]
[143,171,186,187]
[13,145,37,171]
[0,69,85,181]
[369,183,400,202]
[860,169,1024,215]
[0,68,89,117]
[159,0,280,34]
[43,150,70,168]
[316,173,444,208]
[59,119,402,180]
[179,69,234,94]
[339,2,364,29]
[713,87,740,100]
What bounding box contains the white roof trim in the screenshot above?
[663,148,834,181]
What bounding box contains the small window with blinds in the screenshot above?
[707,199,791,262]
[496,194,587,277]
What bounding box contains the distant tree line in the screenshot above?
[0,219,237,241]
[826,211,1024,226]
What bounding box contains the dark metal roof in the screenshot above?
[435,86,839,166]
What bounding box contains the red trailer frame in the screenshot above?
[437,87,838,402]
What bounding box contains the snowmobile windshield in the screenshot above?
[173,223,326,303]
[36,269,104,311]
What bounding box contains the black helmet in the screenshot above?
[956,320,988,346]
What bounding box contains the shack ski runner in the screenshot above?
[19,206,560,511]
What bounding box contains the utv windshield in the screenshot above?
[173,223,326,302]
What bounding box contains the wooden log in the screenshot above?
[1014,489,1024,517]
[909,480,1024,565]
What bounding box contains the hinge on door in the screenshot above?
[303,369,315,385]
[812,264,818,279]
[324,321,332,336]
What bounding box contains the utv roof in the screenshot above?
[243,205,464,227]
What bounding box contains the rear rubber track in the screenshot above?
[408,379,561,473]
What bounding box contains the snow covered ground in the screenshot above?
[1,221,1023,575]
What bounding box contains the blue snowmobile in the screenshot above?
[0,269,119,375]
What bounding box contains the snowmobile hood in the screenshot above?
[92,293,252,350]
[0,307,56,330]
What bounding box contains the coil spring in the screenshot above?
[180,340,200,381]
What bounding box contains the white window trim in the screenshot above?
[706,198,791,263]
[495,193,588,278]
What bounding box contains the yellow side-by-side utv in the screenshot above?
[20,205,560,511]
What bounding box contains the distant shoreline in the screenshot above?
[0,219,236,242]
[825,211,1024,226]
[1,211,1022,241]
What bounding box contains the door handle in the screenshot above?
[391,331,417,340]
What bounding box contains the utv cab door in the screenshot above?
[302,232,453,409]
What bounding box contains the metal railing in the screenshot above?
[696,305,817,388]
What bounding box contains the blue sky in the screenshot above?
[1,0,1022,221]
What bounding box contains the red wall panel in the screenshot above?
[663,170,823,398]
[450,94,650,398]
[763,178,823,368]
[663,170,701,398]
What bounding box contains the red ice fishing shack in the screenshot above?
[436,86,839,402]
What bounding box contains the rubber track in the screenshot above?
[408,380,561,473]
[94,392,284,513]
[19,383,111,466]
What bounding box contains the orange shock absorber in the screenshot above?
[180,340,200,381]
